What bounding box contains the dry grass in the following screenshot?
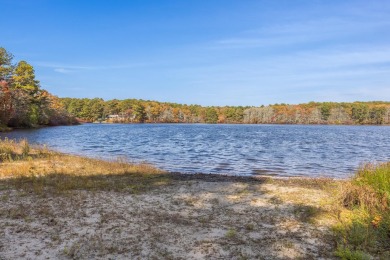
[0,138,169,194]
[0,138,43,162]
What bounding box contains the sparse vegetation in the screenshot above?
[293,204,322,224]
[225,228,237,239]
[245,223,254,231]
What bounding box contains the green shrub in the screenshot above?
[335,246,370,260]
[335,162,390,258]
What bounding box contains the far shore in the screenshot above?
[2,119,389,135]
[92,120,390,126]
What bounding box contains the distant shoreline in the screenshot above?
[91,120,390,126]
[3,121,389,133]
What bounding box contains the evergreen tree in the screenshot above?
[0,47,13,81]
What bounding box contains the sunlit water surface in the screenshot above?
[1,124,389,178]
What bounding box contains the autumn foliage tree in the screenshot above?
[0,80,12,126]
[0,47,75,129]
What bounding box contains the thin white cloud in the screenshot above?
[35,61,155,71]
[212,17,390,49]
[54,68,72,74]
[36,62,92,70]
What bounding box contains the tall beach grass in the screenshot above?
[335,162,390,259]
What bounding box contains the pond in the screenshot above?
[1,124,389,178]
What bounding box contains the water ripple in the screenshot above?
[1,124,389,178]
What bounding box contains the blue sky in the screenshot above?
[1,0,390,106]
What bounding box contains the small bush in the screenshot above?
[335,246,370,260]
[225,228,236,239]
[293,204,321,223]
[354,162,390,202]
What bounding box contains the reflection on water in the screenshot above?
[1,124,389,178]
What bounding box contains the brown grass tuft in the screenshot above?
[341,182,388,212]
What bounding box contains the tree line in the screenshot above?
[60,98,247,124]
[60,98,390,125]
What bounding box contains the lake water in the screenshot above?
[1,124,389,178]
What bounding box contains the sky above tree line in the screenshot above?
[1,0,390,106]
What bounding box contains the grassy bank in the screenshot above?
[0,138,168,194]
[0,124,12,132]
[0,138,389,259]
[334,162,390,259]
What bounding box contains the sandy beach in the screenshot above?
[1,164,337,259]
